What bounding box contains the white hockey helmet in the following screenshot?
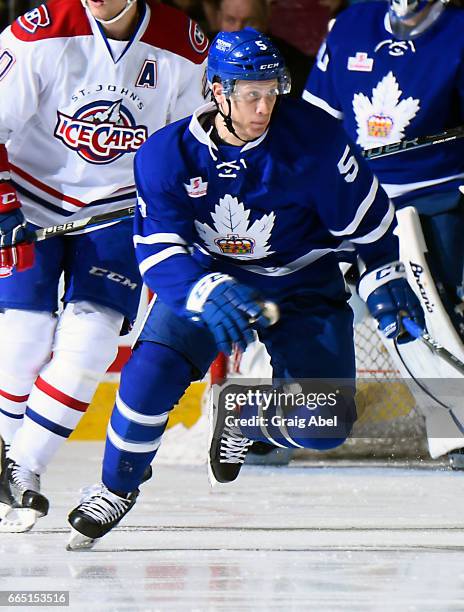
[81,0,137,25]
[388,0,448,39]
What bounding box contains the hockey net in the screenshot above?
[331,317,427,459]
[211,317,428,460]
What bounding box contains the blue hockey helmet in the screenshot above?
[207,28,291,97]
[388,0,448,39]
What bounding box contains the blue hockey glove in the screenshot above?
[358,262,425,344]
[186,273,271,355]
[0,208,35,277]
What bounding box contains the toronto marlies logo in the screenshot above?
[195,194,275,259]
[352,72,420,149]
[54,99,148,165]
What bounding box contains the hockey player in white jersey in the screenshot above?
[304,0,464,465]
[0,0,208,531]
[65,29,425,550]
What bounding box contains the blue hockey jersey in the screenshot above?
[304,2,464,202]
[134,98,397,314]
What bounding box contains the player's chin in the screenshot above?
[248,121,269,138]
[88,0,112,14]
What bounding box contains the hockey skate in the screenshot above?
[67,483,139,551]
[0,437,10,522]
[208,398,253,485]
[67,463,152,550]
[0,449,49,533]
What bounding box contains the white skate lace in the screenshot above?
[10,463,40,495]
[219,425,253,464]
[78,483,131,525]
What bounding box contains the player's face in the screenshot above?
[229,80,278,140]
[85,0,130,22]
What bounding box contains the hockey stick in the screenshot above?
[402,317,464,376]
[30,126,463,240]
[362,125,464,160]
[210,301,279,386]
[34,206,135,242]
[34,203,280,327]
[392,338,464,440]
[252,301,280,326]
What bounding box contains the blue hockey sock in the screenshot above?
[102,341,194,494]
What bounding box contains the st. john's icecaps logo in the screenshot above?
[195,195,275,259]
[54,99,148,165]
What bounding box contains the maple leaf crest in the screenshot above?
[353,72,420,149]
[195,194,275,259]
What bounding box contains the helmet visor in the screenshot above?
[221,69,292,98]
[388,0,446,39]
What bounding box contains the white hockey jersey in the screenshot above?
[0,0,208,228]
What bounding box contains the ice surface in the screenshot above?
[0,442,463,611]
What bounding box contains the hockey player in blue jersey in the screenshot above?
[66,28,424,549]
[304,0,464,464]
[304,0,464,291]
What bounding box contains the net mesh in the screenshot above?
[301,318,428,459]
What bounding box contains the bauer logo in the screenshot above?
[410,262,434,313]
[54,100,148,165]
[17,4,50,33]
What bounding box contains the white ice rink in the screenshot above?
[1,442,464,612]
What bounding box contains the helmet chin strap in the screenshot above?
[216,99,271,145]
[216,100,251,144]
[81,0,137,25]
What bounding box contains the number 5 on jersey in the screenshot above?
[337,145,359,183]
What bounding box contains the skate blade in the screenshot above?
[0,507,39,533]
[66,528,99,551]
[206,393,219,489]
[0,502,11,520]
[207,457,219,489]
